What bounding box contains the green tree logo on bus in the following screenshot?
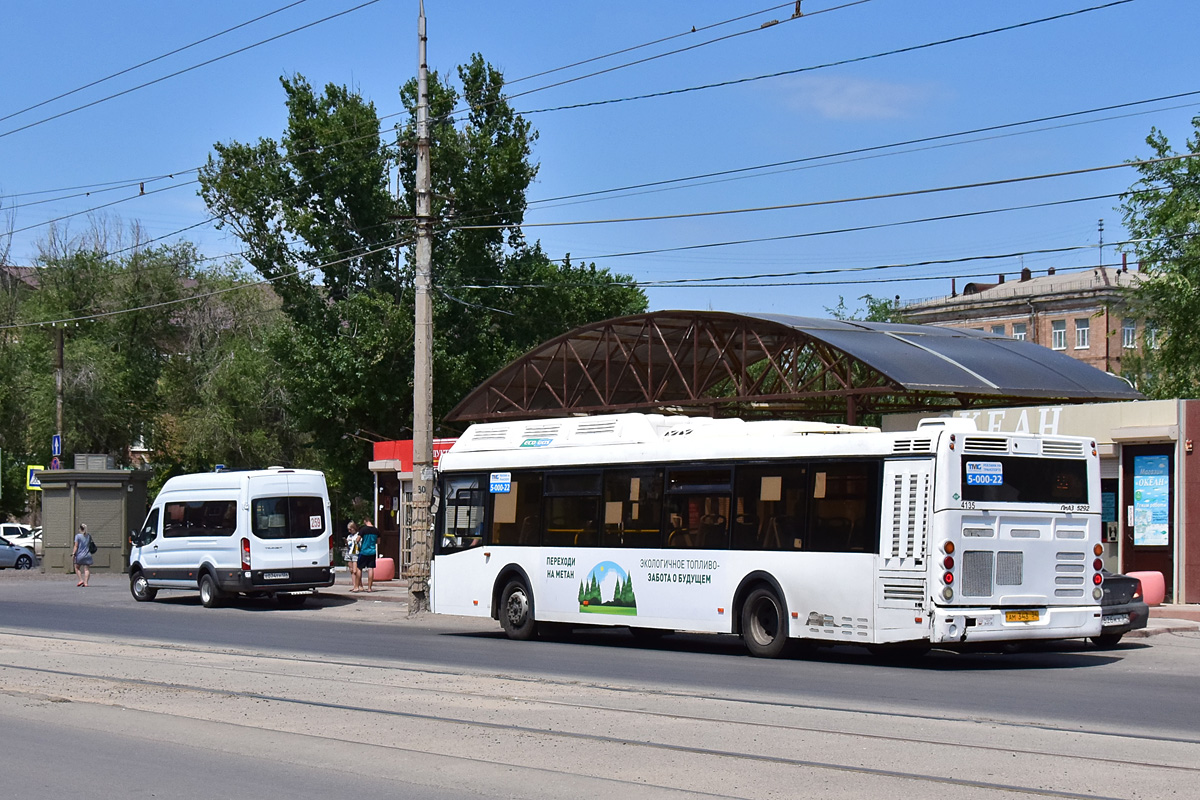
[578,561,637,615]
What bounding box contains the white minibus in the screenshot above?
[129,468,334,607]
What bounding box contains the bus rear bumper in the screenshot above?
[931,605,1102,643]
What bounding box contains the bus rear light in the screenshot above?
[941,586,954,601]
[241,537,251,571]
[1093,543,1104,556]
[1093,573,1103,586]
[949,434,956,450]
[943,541,955,555]
[1093,587,1104,600]
[1093,558,1104,570]
[943,555,955,569]
[943,571,954,585]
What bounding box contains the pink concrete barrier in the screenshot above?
[1126,570,1165,606]
[373,557,395,582]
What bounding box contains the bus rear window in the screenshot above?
[961,456,1088,504]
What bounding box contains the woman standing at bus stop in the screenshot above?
[346,521,362,592]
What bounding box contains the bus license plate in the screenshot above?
[1005,610,1040,623]
[264,572,290,580]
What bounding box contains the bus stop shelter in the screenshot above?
[446,311,1143,425]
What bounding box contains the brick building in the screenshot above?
[902,265,1146,375]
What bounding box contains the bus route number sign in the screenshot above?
[965,461,1004,486]
[489,472,511,494]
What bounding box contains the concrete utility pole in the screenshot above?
[54,325,64,442]
[408,0,434,614]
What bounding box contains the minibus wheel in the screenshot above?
[500,579,537,640]
[199,573,224,608]
[130,571,157,602]
[741,586,788,658]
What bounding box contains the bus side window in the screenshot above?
[808,461,881,553]
[665,468,731,549]
[491,473,543,546]
[602,469,664,548]
[544,472,601,548]
[733,465,808,551]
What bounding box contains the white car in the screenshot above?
[7,527,42,557]
[0,535,37,570]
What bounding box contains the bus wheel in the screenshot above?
[741,586,788,658]
[500,580,537,640]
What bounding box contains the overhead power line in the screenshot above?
[0,0,312,126]
[515,0,1137,116]
[450,152,1200,232]
[0,0,384,141]
[500,1,870,107]
[534,189,1154,265]
[526,89,1200,209]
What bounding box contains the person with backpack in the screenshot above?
[72,522,95,587]
[357,517,379,593]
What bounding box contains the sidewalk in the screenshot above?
[324,567,410,604]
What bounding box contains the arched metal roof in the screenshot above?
[445,311,1143,424]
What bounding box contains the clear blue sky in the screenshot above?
[2,0,1197,317]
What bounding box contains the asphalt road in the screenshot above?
[3,571,1199,798]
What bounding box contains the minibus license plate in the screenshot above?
[264,572,290,580]
[1005,610,1039,623]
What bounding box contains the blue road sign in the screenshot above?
[51,434,62,457]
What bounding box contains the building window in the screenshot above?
[1074,318,1090,349]
[1051,320,1067,350]
[1012,323,1027,341]
[991,324,1006,336]
[1145,321,1159,350]
[1123,318,1137,349]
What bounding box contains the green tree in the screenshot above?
[394,55,646,418]
[1120,116,1200,398]
[826,294,907,323]
[199,59,646,504]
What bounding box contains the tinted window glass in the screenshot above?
[733,464,808,551]
[602,469,664,548]
[138,508,160,544]
[544,471,602,547]
[438,475,485,553]
[165,500,239,538]
[666,467,730,549]
[251,496,326,540]
[961,456,1088,504]
[490,472,542,546]
[808,461,880,553]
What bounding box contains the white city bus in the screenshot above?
[431,413,1103,657]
